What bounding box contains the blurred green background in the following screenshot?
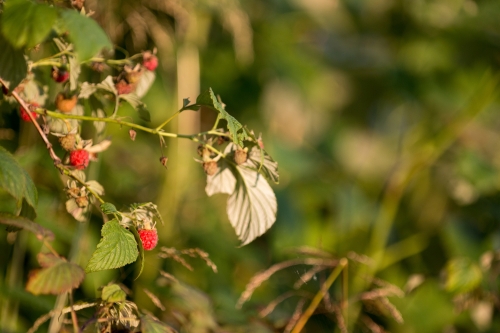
[2,0,500,332]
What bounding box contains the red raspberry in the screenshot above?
[20,103,39,122]
[142,54,158,71]
[138,229,158,251]
[51,67,69,83]
[69,149,90,170]
[115,79,134,95]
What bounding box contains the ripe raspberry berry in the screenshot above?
[52,67,69,83]
[20,103,39,122]
[138,229,158,251]
[142,52,158,71]
[69,149,89,170]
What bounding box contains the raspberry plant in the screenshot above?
[0,0,279,331]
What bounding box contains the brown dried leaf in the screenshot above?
[237,258,338,308]
[143,288,166,311]
[294,265,329,289]
[284,298,306,333]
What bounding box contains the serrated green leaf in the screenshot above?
[206,143,277,245]
[1,0,58,49]
[100,202,118,214]
[445,257,482,294]
[0,34,27,89]
[26,254,84,295]
[60,10,112,61]
[194,88,247,146]
[20,198,37,220]
[0,146,38,209]
[0,213,53,240]
[102,284,126,303]
[141,314,176,333]
[86,219,139,273]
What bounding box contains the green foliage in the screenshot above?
[59,10,112,61]
[444,257,483,294]
[0,213,53,240]
[140,314,176,333]
[26,253,84,295]
[86,219,139,273]
[100,202,118,215]
[0,146,37,209]
[191,88,247,146]
[0,35,27,89]
[101,284,126,302]
[1,0,58,49]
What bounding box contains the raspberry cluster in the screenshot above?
[138,229,158,251]
[69,149,90,170]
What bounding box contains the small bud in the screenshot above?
[129,129,137,141]
[159,156,168,168]
[203,160,218,176]
[234,147,248,165]
[90,62,106,72]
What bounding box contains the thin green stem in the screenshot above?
[291,258,348,333]
[30,50,73,68]
[111,95,120,118]
[156,110,181,131]
[211,114,222,130]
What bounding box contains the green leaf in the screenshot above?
[26,253,85,295]
[194,88,248,146]
[60,10,112,61]
[445,257,482,294]
[86,219,139,273]
[0,146,38,209]
[137,104,151,122]
[0,34,27,89]
[102,284,126,303]
[1,0,58,49]
[0,213,54,240]
[130,226,145,280]
[141,314,176,333]
[100,202,118,214]
[206,143,277,245]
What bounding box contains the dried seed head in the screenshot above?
[75,196,89,208]
[234,147,248,165]
[203,160,218,176]
[59,133,76,151]
[129,129,136,141]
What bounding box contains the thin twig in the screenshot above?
[0,78,61,166]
